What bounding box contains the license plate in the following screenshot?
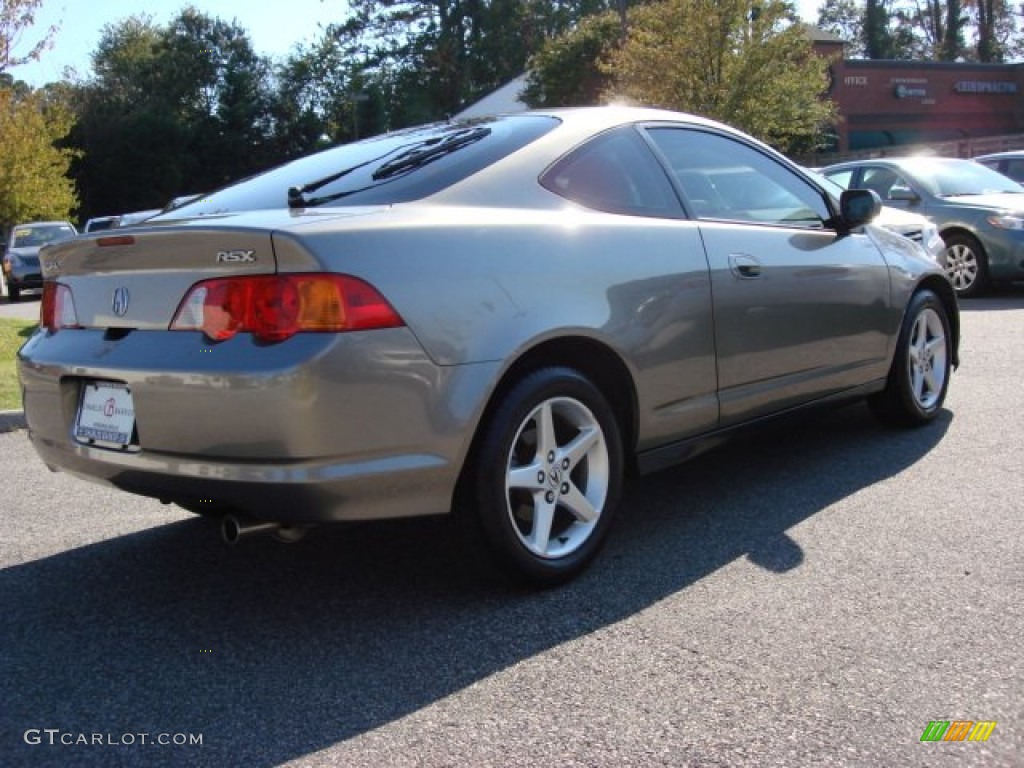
[75,382,136,446]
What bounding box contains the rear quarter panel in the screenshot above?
[281,205,721,447]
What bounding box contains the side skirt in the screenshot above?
[635,380,887,475]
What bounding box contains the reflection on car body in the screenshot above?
[19,107,959,584]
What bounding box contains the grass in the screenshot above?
[0,318,37,411]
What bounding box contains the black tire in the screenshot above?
[457,367,624,587]
[8,285,20,302]
[869,289,952,427]
[943,232,989,298]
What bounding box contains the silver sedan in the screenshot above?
[19,107,958,585]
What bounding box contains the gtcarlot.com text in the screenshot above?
[24,729,203,747]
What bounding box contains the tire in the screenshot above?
[458,367,624,587]
[8,285,20,302]
[943,232,989,298]
[869,289,952,427]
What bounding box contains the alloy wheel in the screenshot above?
[906,307,948,411]
[504,396,610,559]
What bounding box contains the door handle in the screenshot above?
[729,253,763,279]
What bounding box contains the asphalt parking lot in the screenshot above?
[0,293,42,321]
[0,288,1021,767]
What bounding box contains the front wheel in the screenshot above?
[869,289,952,427]
[459,367,624,587]
[943,233,989,298]
[7,285,20,302]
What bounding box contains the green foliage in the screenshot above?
[0,86,79,229]
[69,8,279,221]
[330,1,621,126]
[604,0,837,154]
[522,11,622,107]
[816,0,1020,62]
[0,318,36,411]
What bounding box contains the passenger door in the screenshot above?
[645,127,892,426]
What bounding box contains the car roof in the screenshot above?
[823,156,977,171]
[973,151,1024,161]
[13,220,75,227]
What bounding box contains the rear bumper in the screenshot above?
[27,434,457,522]
[18,327,500,522]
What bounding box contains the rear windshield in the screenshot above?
[161,115,559,217]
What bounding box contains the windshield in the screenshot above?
[11,224,76,248]
[900,158,1024,197]
[164,115,559,217]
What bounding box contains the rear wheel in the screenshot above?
[943,232,988,297]
[458,367,623,587]
[869,289,951,427]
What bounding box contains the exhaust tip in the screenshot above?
[221,513,243,545]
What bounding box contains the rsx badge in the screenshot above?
[216,250,256,263]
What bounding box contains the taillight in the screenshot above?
[170,274,404,342]
[41,283,80,332]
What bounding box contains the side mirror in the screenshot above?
[840,188,881,229]
[888,187,919,202]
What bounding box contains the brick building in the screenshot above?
[810,28,1024,152]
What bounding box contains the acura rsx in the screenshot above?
[18,107,958,585]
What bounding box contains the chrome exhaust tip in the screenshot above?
[221,514,311,545]
[221,514,281,545]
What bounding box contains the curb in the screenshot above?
[0,410,27,434]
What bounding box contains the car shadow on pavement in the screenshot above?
[0,403,950,767]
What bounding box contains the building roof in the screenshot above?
[455,74,530,119]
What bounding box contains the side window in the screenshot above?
[858,167,913,200]
[540,126,680,217]
[1004,159,1024,183]
[823,169,854,189]
[646,128,829,228]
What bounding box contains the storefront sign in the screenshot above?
[954,81,1017,94]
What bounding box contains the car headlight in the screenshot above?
[987,213,1024,230]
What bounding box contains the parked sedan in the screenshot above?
[973,151,1024,184]
[2,221,77,301]
[18,107,958,585]
[821,157,1024,297]
[809,169,946,264]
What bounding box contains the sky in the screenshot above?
[10,0,344,86]
[11,0,822,88]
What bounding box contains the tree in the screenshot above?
[816,0,866,56]
[604,0,837,153]
[522,11,622,107]
[0,0,58,73]
[328,1,621,127]
[69,8,279,221]
[816,0,1020,62]
[0,86,78,228]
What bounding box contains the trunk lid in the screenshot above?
[41,208,384,330]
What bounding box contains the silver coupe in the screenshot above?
[19,107,959,585]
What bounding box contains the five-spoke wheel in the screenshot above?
[460,367,623,586]
[870,289,952,426]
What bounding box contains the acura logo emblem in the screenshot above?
[112,287,130,317]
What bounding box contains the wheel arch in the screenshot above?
[453,335,640,505]
[939,225,983,251]
[917,274,960,369]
